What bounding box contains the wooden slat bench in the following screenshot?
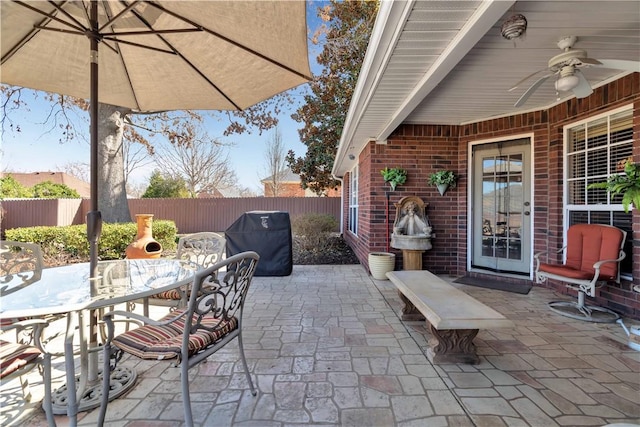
[386,270,514,364]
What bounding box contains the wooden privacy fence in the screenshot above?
[0,197,342,234]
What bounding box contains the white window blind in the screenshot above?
[565,107,633,277]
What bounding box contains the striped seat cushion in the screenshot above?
[113,312,238,360]
[0,340,41,379]
[153,289,183,300]
[153,285,210,301]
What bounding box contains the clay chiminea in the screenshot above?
[125,214,163,259]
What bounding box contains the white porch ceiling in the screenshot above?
[333,0,640,176]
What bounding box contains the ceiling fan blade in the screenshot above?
[508,69,548,92]
[514,74,551,107]
[592,59,640,73]
[577,57,602,65]
[572,70,593,98]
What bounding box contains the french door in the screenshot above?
[472,140,531,274]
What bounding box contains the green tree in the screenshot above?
[0,175,32,198]
[32,181,81,198]
[287,0,378,195]
[142,171,189,199]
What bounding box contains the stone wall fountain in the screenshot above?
[390,196,432,270]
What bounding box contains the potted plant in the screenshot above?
[588,159,640,213]
[380,167,407,191]
[428,170,457,195]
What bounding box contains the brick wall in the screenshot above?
[264,183,341,197]
[345,73,639,319]
[264,183,306,197]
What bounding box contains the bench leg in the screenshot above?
[427,325,479,364]
[398,291,426,321]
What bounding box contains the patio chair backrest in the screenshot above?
[0,240,44,275]
[183,250,258,348]
[565,224,625,280]
[0,240,44,298]
[175,232,225,269]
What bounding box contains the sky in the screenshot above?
[0,2,326,194]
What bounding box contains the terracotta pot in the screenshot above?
[125,214,162,259]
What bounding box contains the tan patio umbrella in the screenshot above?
[1,0,310,419]
[1,0,311,273]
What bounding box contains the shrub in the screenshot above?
[291,213,338,252]
[5,220,178,264]
[0,176,32,198]
[32,181,81,198]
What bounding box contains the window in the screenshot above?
[565,106,633,277]
[348,165,358,235]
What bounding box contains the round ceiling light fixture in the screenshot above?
[555,66,580,92]
[501,14,527,41]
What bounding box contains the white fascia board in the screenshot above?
[333,0,414,178]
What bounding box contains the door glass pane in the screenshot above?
[482,157,497,257]
[481,154,523,261]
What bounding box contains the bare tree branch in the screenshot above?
[262,126,289,196]
[154,122,238,197]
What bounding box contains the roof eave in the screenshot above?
[332,0,515,178]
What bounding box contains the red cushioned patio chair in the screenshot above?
[534,224,626,323]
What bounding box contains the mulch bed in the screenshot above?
[293,235,360,265]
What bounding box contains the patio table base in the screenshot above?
[47,366,136,415]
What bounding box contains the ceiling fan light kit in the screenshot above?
[555,67,580,92]
[555,75,579,92]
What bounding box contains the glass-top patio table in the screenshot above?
[0,258,198,426]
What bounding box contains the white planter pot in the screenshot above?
[368,252,395,280]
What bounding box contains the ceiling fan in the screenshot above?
[510,36,640,107]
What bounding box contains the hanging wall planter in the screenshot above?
[428,170,457,196]
[381,167,407,191]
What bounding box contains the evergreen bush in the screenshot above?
[5,220,178,264]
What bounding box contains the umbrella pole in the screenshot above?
[87,0,101,386]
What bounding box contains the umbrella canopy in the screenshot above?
[1,1,311,111]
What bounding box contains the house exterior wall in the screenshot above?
[263,182,341,197]
[264,182,307,197]
[344,74,640,319]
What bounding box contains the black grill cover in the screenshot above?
[225,211,292,276]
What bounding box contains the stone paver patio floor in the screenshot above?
[2,264,639,426]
